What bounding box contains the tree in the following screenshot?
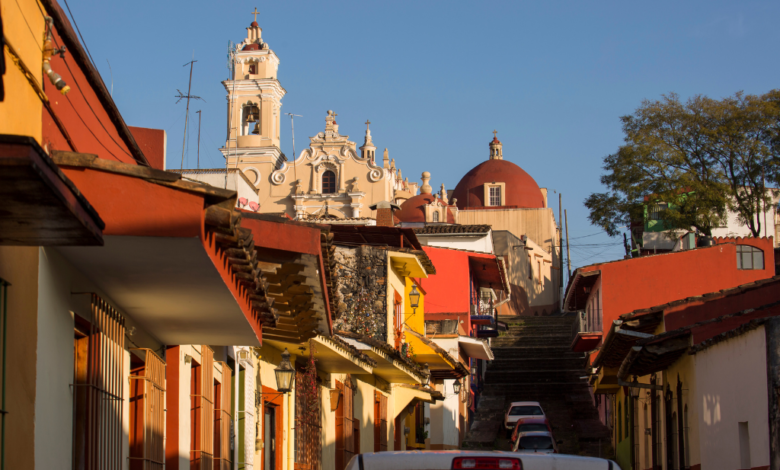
[586,90,780,239]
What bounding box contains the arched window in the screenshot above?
[249,63,257,75]
[618,401,622,442]
[322,170,336,194]
[432,211,440,222]
[737,245,764,270]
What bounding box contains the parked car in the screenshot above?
[345,450,621,470]
[511,431,562,454]
[510,417,554,445]
[503,401,546,437]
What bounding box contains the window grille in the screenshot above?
[72,293,125,470]
[649,203,667,220]
[489,186,501,206]
[737,245,764,270]
[129,349,166,470]
[374,392,388,452]
[190,346,214,470]
[214,362,233,470]
[295,366,322,470]
[322,171,337,194]
[432,211,439,222]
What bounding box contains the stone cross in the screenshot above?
[365,120,371,130]
[493,130,498,138]
[251,7,260,22]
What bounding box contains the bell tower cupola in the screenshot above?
[220,7,287,176]
[359,120,377,162]
[489,130,503,160]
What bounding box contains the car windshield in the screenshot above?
[509,406,543,416]
[518,423,549,433]
[518,435,554,450]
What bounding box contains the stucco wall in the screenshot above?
[695,327,769,470]
[419,234,494,254]
[0,247,39,470]
[457,207,559,257]
[430,379,460,449]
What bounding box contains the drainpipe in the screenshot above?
[287,353,296,470]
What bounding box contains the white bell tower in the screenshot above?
[220,8,286,184]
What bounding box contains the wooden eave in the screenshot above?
[0,136,104,245]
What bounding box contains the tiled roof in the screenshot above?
[689,318,771,354]
[413,225,492,235]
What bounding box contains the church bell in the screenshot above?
[246,105,260,123]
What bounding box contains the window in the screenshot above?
[336,378,357,470]
[737,245,764,270]
[322,170,336,194]
[649,202,668,220]
[739,422,751,470]
[190,346,215,470]
[432,211,439,222]
[489,186,501,206]
[73,294,125,470]
[214,362,233,470]
[249,64,257,74]
[528,255,532,280]
[374,392,388,452]
[129,349,166,470]
[295,367,322,470]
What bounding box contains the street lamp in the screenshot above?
[274,348,295,394]
[422,362,431,387]
[409,285,420,310]
[452,379,462,395]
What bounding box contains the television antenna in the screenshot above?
[175,57,205,170]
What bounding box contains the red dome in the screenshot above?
[242,43,261,51]
[396,193,455,223]
[452,159,544,209]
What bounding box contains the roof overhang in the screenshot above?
[564,269,601,311]
[458,335,494,360]
[592,366,621,394]
[264,335,375,375]
[392,384,442,418]
[571,332,603,353]
[389,251,429,279]
[406,329,468,379]
[593,314,662,369]
[336,334,425,384]
[0,136,104,246]
[58,235,262,346]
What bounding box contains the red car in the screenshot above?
[510,416,554,445]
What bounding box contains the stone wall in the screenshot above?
[332,245,389,341]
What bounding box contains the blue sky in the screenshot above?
[63,0,780,270]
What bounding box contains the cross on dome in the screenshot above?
[365,119,371,130]
[251,7,260,23]
[493,130,497,138]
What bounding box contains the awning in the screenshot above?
[406,329,468,379]
[0,136,104,246]
[263,335,376,375]
[392,384,442,419]
[458,336,494,361]
[470,315,495,326]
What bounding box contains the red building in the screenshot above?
[566,237,775,354]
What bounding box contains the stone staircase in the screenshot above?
[464,315,613,458]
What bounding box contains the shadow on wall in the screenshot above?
[497,284,559,317]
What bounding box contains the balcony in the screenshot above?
[570,311,603,353]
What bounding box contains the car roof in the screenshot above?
[516,431,554,438]
[514,417,550,425]
[351,451,617,470]
[509,401,542,406]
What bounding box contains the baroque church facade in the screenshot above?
[204,20,418,221]
[181,17,562,314]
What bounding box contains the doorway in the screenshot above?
[264,405,276,470]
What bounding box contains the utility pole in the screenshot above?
[285,113,302,183]
[196,110,202,169]
[559,193,563,298]
[565,209,572,280]
[175,58,203,170]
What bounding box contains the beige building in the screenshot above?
[199,19,416,221]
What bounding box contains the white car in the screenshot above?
[345,451,620,470]
[511,431,561,454]
[504,401,546,437]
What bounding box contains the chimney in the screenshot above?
[370,201,402,227]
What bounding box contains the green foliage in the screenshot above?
[586,90,780,238]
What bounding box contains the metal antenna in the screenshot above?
[175,58,204,170]
[106,59,113,97]
[196,110,202,169]
[285,113,302,182]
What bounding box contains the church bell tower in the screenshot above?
[220,9,286,184]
